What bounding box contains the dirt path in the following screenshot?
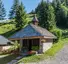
[37,44,68,64]
[27,44,68,64]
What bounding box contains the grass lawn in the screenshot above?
[0,24,15,35]
[18,38,68,63]
[0,54,19,64]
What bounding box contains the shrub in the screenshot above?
[32,46,39,51]
[62,30,68,38]
[52,29,62,42]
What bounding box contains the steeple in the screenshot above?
[32,14,39,25]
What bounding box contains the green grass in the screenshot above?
[45,38,68,56]
[18,55,44,63]
[0,54,19,64]
[0,23,16,38]
[0,16,32,38]
[0,24,15,34]
[18,38,68,63]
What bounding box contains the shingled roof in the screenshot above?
[9,24,56,39]
[0,35,13,45]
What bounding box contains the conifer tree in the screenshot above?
[61,0,68,7]
[35,0,47,28]
[0,0,6,20]
[52,0,61,26]
[15,2,27,29]
[35,0,55,30]
[9,0,19,19]
[46,4,56,30]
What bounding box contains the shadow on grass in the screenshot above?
[2,29,19,38]
[18,54,45,63]
[2,28,22,38]
[0,54,19,64]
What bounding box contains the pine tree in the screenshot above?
[67,12,68,28]
[52,0,57,8]
[61,0,68,7]
[29,10,35,14]
[56,4,68,28]
[46,4,56,30]
[65,0,68,6]
[35,0,47,28]
[52,0,61,26]
[0,0,6,20]
[35,0,55,30]
[9,0,19,19]
[15,2,27,29]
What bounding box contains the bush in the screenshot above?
[32,46,39,51]
[52,29,62,42]
[62,30,68,38]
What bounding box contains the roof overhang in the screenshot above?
[9,36,57,40]
[9,36,44,40]
[44,36,57,39]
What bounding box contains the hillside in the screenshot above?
[0,14,33,38]
[0,22,15,37]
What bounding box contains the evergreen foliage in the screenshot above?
[15,2,27,29]
[9,0,19,19]
[61,0,68,7]
[57,5,68,28]
[35,0,46,28]
[35,0,55,30]
[52,0,68,28]
[29,10,35,14]
[1,0,68,29]
[0,0,6,20]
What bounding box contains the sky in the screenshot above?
[2,0,52,18]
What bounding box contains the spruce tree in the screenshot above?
[0,0,6,20]
[15,2,27,29]
[52,0,61,26]
[35,0,55,30]
[46,4,56,30]
[61,0,68,7]
[9,0,19,19]
[35,0,47,28]
[52,0,68,28]
[29,10,35,14]
[56,4,68,28]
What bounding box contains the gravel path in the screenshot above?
[27,44,68,64]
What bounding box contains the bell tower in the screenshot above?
[32,14,39,25]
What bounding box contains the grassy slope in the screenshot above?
[0,24,15,34]
[0,14,33,38]
[18,38,68,63]
[0,23,16,38]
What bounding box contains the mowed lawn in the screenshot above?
[0,54,18,64]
